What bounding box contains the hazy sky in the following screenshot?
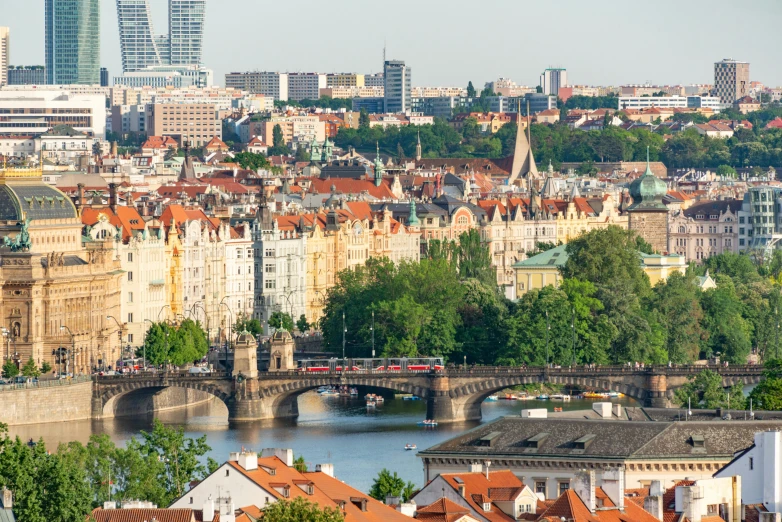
[3,0,781,87]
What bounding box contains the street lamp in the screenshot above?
[106,315,123,371]
[371,310,375,358]
[545,310,550,368]
[219,297,233,370]
[571,308,576,368]
[158,304,171,322]
[60,325,75,376]
[342,312,346,361]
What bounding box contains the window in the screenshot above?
[535,481,546,494]
[127,334,134,343]
[483,502,491,512]
[127,253,133,262]
[265,264,275,273]
[128,272,133,281]
[226,469,230,477]
[559,482,570,495]
[128,292,133,303]
[128,313,133,323]
[265,280,275,289]
[749,457,754,470]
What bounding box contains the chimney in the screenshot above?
[202,495,215,522]
[574,470,596,513]
[601,468,625,511]
[484,461,491,480]
[2,488,12,510]
[643,495,663,521]
[680,485,705,522]
[261,448,293,467]
[103,501,117,509]
[649,480,663,498]
[237,451,258,471]
[385,495,400,506]
[315,464,334,478]
[469,463,482,473]
[76,183,85,209]
[109,182,118,212]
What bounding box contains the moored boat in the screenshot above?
[405,444,417,450]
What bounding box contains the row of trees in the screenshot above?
[321,226,782,370]
[0,420,216,520]
[138,319,209,367]
[333,106,782,168]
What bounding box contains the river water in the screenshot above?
[8,391,638,494]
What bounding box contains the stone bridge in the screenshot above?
[92,365,765,423]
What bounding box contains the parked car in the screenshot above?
[13,376,34,384]
[188,366,211,374]
[0,378,8,385]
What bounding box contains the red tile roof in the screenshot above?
[81,206,146,241]
[89,508,214,522]
[309,178,396,200]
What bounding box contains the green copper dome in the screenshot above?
[628,148,667,211]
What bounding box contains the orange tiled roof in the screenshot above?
[89,508,214,522]
[438,470,522,522]
[81,206,146,241]
[308,178,396,200]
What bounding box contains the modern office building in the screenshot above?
[0,27,8,87]
[738,186,782,255]
[713,59,750,103]
[113,65,213,88]
[100,67,109,87]
[0,90,106,137]
[617,95,723,111]
[116,0,206,73]
[225,71,288,101]
[540,67,567,96]
[383,60,411,113]
[364,73,384,87]
[325,73,364,88]
[45,0,101,85]
[7,66,47,85]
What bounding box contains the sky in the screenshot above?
[2,0,782,88]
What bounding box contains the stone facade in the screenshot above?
[668,200,740,262]
[629,211,669,253]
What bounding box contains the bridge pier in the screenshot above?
[645,373,671,408]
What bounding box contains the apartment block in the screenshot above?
[319,86,383,99]
[145,103,220,146]
[287,73,327,101]
[7,66,46,86]
[225,71,288,101]
[384,60,412,113]
[0,27,8,87]
[714,59,750,103]
[411,86,467,98]
[325,73,364,88]
[540,68,567,96]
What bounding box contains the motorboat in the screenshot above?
[537,394,550,400]
[417,419,438,427]
[485,395,499,402]
[403,395,421,401]
[405,444,417,450]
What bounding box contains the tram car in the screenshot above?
[297,357,444,373]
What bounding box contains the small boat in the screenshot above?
[417,420,438,427]
[349,388,358,396]
[553,407,563,412]
[404,444,417,450]
[607,391,622,398]
[366,401,376,407]
[485,395,499,402]
[504,394,518,400]
[321,389,339,396]
[403,395,421,401]
[551,394,564,400]
[374,395,385,403]
[537,394,550,400]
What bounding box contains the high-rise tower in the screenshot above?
[0,28,8,87]
[45,0,100,85]
[117,0,206,73]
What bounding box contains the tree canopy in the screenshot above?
[368,469,416,503]
[261,497,345,521]
[139,320,208,367]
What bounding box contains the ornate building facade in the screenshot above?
[0,164,122,374]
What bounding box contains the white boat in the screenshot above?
[405,444,417,450]
[366,401,376,407]
[349,388,358,396]
[417,420,438,427]
[402,395,421,401]
[537,394,550,400]
[485,395,499,402]
[321,389,339,397]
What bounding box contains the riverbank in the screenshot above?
[0,380,214,426]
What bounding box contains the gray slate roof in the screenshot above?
[419,415,782,461]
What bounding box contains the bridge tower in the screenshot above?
[646,372,671,408]
[229,331,266,420]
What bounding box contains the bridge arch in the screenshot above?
[96,378,232,419]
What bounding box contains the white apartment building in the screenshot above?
[252,201,307,333]
[668,201,740,262]
[180,220,208,316]
[287,73,327,101]
[222,223,255,328]
[113,66,214,89]
[0,90,106,137]
[411,86,467,98]
[0,27,8,87]
[224,72,289,101]
[319,86,383,98]
[617,95,722,111]
[110,104,148,134]
[714,430,782,514]
[0,136,35,158]
[540,68,567,96]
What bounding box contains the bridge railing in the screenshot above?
[441,364,764,377]
[93,371,230,383]
[0,375,92,392]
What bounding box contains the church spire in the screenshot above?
[415,131,422,161]
[408,198,419,226]
[507,99,539,186]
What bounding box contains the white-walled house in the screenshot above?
[715,430,782,514]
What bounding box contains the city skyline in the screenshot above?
[0,0,780,87]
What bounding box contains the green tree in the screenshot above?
[268,124,291,156]
[748,360,782,410]
[647,272,705,363]
[716,164,737,177]
[225,151,273,171]
[138,322,172,366]
[261,497,344,521]
[2,359,19,378]
[234,314,263,337]
[466,81,476,98]
[269,312,294,332]
[21,357,40,378]
[674,369,746,409]
[358,108,370,129]
[369,469,416,503]
[293,454,308,472]
[137,419,218,506]
[40,361,52,374]
[296,146,311,162]
[296,315,310,332]
[455,229,496,287]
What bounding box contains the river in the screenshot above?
[8,391,639,493]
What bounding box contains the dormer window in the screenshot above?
[483,502,492,512]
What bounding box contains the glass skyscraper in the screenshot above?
[117,0,206,73]
[45,0,100,85]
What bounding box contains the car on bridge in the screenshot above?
[188,366,212,375]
